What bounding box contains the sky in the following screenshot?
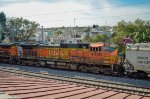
[0,0,150,28]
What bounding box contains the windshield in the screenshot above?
[104,47,115,52]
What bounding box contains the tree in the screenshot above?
[83,26,90,32]
[112,19,150,45]
[112,19,150,53]
[0,12,6,41]
[91,34,107,42]
[100,26,112,31]
[54,31,62,37]
[133,19,150,43]
[8,17,39,42]
[83,35,91,43]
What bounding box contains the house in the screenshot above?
[89,25,113,38]
[49,28,85,44]
[90,28,112,38]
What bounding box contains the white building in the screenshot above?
[90,28,112,38]
[49,28,86,44]
[28,28,49,44]
[60,29,82,44]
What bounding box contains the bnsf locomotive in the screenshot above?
[0,42,149,78]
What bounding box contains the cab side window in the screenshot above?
[90,47,101,51]
[90,47,92,51]
[96,47,98,51]
[93,47,96,51]
[99,47,101,51]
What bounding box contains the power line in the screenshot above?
[19,2,150,17]
[0,2,149,19]
[38,12,150,22]
[0,11,149,25]
[0,11,150,24]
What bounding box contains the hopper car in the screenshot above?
[124,43,150,78]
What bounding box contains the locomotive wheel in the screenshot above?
[21,61,25,65]
[131,72,140,78]
[139,72,148,78]
[9,60,14,64]
[70,63,79,70]
[3,59,6,63]
[130,72,148,79]
[79,66,87,72]
[111,64,124,76]
[35,62,40,67]
[92,69,99,74]
[39,61,45,66]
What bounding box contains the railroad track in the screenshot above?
[0,67,150,97]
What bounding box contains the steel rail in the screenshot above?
[0,67,150,96]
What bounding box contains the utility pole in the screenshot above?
[12,26,15,43]
[105,20,107,31]
[73,18,76,38]
[73,18,77,33]
[74,18,76,27]
[41,26,44,44]
[10,22,15,43]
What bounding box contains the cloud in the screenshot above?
[0,0,150,27]
[0,1,92,27]
[0,0,32,7]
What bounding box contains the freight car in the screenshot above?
[124,43,150,78]
[0,42,127,76]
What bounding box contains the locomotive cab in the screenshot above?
[89,43,104,65]
[89,43,103,57]
[89,43,118,65]
[89,44,102,52]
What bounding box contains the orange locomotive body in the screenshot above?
[0,43,18,63]
[70,43,118,65]
[69,43,120,74]
[0,42,123,75]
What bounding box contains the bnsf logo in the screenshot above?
[48,49,59,56]
[91,53,101,56]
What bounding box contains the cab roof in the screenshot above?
[89,43,104,47]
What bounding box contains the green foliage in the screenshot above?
[112,18,150,53]
[48,31,53,37]
[83,26,90,32]
[83,35,92,43]
[91,34,107,43]
[8,17,39,42]
[0,12,6,41]
[100,26,112,31]
[83,34,108,43]
[54,31,62,37]
[0,12,6,22]
[112,19,150,45]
